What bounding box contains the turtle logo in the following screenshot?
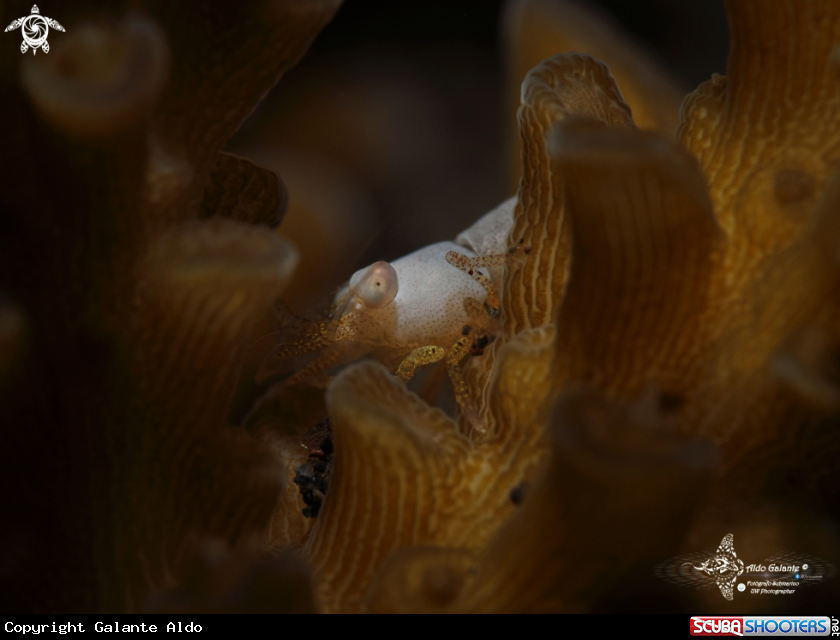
[5,5,65,55]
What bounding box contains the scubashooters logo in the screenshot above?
[5,5,64,54]
[689,616,832,637]
[655,533,835,601]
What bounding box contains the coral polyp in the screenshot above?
[291,0,840,613]
[0,0,339,613]
[2,0,838,615]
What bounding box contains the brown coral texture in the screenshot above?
[1,0,838,615]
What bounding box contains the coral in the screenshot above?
[293,0,840,613]
[3,0,839,615]
[144,541,318,614]
[305,326,555,612]
[366,388,717,613]
[0,0,339,612]
[502,0,686,192]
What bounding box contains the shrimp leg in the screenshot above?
[394,345,447,383]
[444,333,473,414]
[445,241,531,316]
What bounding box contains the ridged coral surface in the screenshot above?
[300,0,840,613]
[2,0,839,614]
[0,0,339,612]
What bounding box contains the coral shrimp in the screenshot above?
[268,196,529,418]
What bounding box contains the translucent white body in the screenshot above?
[339,242,484,348]
[336,196,517,350]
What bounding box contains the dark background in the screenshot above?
[231,0,731,309]
[308,0,729,88]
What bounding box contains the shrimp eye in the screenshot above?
[349,261,398,309]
